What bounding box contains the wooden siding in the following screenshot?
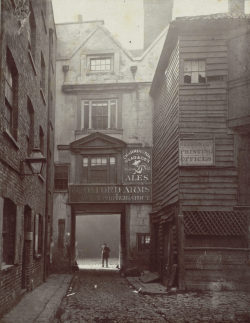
[152,43,179,210]
[179,35,238,211]
[184,248,250,290]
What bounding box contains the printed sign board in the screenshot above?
[179,139,214,166]
[68,184,152,204]
[122,148,152,184]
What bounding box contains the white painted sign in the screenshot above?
[179,140,214,166]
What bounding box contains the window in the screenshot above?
[34,214,43,256]
[27,98,34,155]
[28,1,36,58]
[2,198,16,265]
[81,99,118,130]
[82,156,116,183]
[40,52,46,93]
[137,233,150,252]
[184,60,206,84]
[54,165,69,190]
[90,57,112,71]
[39,127,44,155]
[4,49,18,138]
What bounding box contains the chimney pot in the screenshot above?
[228,0,245,15]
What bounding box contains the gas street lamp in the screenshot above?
[21,148,46,177]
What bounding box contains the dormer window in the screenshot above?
[87,55,113,73]
[90,57,111,71]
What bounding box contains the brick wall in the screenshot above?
[0,0,56,316]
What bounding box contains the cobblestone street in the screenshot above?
[55,270,250,323]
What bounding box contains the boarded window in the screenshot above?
[54,165,69,190]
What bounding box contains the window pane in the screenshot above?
[184,73,191,84]
[191,71,199,83]
[192,60,199,71]
[199,72,206,83]
[199,60,205,71]
[184,61,192,72]
[83,158,88,167]
[110,157,116,165]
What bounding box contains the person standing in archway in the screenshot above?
[101,243,110,268]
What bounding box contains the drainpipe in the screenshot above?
[43,27,54,281]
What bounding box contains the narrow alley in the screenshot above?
[55,270,250,323]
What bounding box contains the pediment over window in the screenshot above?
[70,132,126,153]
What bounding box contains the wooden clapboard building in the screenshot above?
[150,1,250,290]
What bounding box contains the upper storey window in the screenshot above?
[184,60,206,84]
[87,55,113,73]
[82,99,118,130]
[90,57,111,71]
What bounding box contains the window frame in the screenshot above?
[4,48,18,139]
[137,233,151,252]
[81,99,118,130]
[54,164,69,191]
[2,198,16,266]
[81,155,117,184]
[87,54,114,73]
[183,59,206,84]
[33,213,43,257]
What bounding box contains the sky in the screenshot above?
[52,0,250,50]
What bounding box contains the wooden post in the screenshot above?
[177,212,185,290]
[70,209,76,269]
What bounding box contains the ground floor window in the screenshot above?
[34,214,43,256]
[137,233,150,252]
[2,198,16,265]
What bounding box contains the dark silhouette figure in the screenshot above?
[101,243,110,268]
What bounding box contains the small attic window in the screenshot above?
[87,55,113,72]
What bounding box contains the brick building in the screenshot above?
[150,0,250,291]
[52,1,173,272]
[0,0,56,315]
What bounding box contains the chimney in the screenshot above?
[143,0,174,50]
[228,0,245,15]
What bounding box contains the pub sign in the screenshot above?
[122,147,152,184]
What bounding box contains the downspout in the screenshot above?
[43,27,54,281]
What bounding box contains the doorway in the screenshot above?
[75,213,120,269]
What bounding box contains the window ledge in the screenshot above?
[40,88,47,105]
[86,71,114,75]
[1,264,14,272]
[28,50,37,76]
[75,128,123,135]
[3,129,20,150]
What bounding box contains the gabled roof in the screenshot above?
[56,20,168,62]
[70,132,126,152]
